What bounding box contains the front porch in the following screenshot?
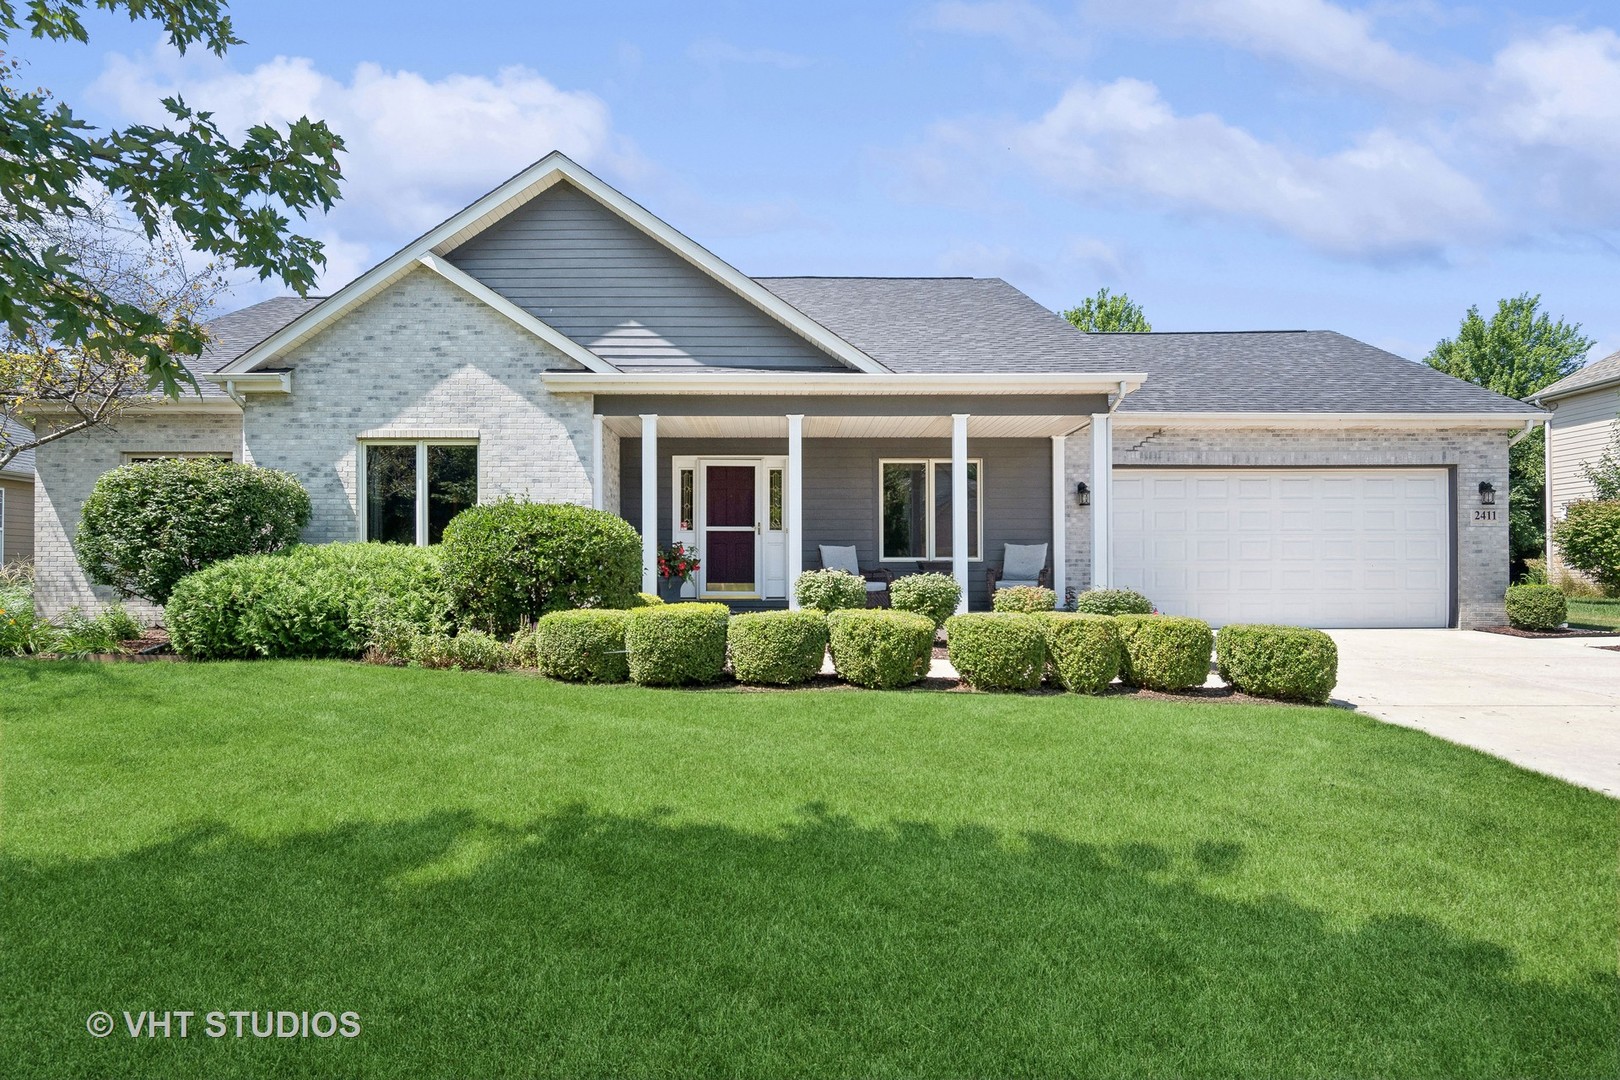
[551,371,1145,612]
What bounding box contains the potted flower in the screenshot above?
[657,541,700,602]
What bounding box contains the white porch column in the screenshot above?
[640,413,658,595]
[786,413,805,610]
[590,414,605,511]
[952,413,970,613]
[1051,434,1067,603]
[1090,413,1112,590]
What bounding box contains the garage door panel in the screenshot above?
[1112,468,1450,628]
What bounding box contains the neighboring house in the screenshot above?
[1529,350,1620,586]
[30,152,1541,628]
[1,418,35,566]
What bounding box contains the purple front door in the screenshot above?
[704,465,757,593]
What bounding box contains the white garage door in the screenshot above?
[1112,468,1451,628]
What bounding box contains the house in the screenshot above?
[1,418,35,566]
[1529,350,1620,587]
[31,152,1541,629]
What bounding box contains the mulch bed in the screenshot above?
[1476,625,1620,639]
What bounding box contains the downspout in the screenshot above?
[222,379,247,408]
[1507,417,1539,447]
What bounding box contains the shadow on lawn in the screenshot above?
[4,806,1615,1079]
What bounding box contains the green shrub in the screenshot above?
[794,569,868,612]
[97,603,143,642]
[166,544,448,660]
[518,609,632,683]
[625,603,730,686]
[826,609,934,689]
[76,458,310,603]
[0,569,58,657]
[992,585,1056,613]
[1115,615,1214,692]
[1552,501,1620,596]
[1215,624,1338,705]
[630,592,664,607]
[439,499,641,635]
[1038,613,1123,694]
[1074,588,1154,616]
[889,573,961,628]
[1503,584,1568,631]
[944,613,1046,691]
[52,608,124,658]
[728,610,828,685]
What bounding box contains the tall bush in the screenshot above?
[889,573,960,628]
[166,544,447,660]
[794,569,867,612]
[76,458,310,603]
[440,499,641,635]
[1552,501,1620,596]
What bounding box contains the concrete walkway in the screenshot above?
[1326,629,1620,797]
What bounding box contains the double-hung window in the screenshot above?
[879,458,982,561]
[361,440,478,545]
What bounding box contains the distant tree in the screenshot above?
[1063,288,1151,333]
[0,0,344,409]
[1425,294,1593,572]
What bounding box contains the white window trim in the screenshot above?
[877,457,985,563]
[358,438,479,546]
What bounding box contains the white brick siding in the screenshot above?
[1063,423,1514,629]
[34,410,243,620]
[241,268,596,543]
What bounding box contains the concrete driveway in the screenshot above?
[1327,629,1620,797]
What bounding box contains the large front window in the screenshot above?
[880,459,981,561]
[363,441,478,545]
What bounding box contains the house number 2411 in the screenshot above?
[1472,508,1499,523]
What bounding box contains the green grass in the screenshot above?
[2,661,1615,1079]
[1567,596,1620,631]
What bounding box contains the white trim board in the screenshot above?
[221,152,886,377]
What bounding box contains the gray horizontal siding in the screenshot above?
[619,437,1054,610]
[447,183,844,372]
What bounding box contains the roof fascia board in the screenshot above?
[416,255,617,374]
[1530,374,1620,404]
[1112,411,1545,428]
[541,371,1147,395]
[220,156,575,374]
[523,162,889,375]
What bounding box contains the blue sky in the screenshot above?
[16,0,1620,364]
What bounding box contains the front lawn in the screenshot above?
[2,661,1615,1078]
[1567,596,1620,631]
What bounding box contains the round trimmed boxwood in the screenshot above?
[1115,614,1214,692]
[1503,583,1568,631]
[1038,612,1123,694]
[728,610,828,686]
[625,602,730,686]
[991,585,1057,613]
[826,609,934,689]
[517,609,632,683]
[1215,624,1338,704]
[76,458,310,603]
[889,572,961,628]
[1073,588,1153,616]
[166,543,448,660]
[794,569,867,612]
[439,499,641,636]
[944,612,1046,691]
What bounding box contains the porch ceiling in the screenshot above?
[601,414,1091,439]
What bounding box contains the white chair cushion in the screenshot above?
[1002,543,1047,582]
[819,544,861,576]
[864,581,887,593]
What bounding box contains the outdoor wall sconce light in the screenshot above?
[1076,482,1091,507]
[1478,481,1496,506]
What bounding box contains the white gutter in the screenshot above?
[203,371,291,396]
[1110,411,1547,429]
[540,371,1149,395]
[1507,419,1540,447]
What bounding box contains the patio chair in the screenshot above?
[986,543,1051,593]
[817,544,895,608]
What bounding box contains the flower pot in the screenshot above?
[657,577,686,603]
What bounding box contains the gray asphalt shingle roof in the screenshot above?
[1,418,33,478]
[181,296,324,398]
[1532,349,1620,402]
[759,276,1538,416]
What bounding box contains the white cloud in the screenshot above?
[913,77,1493,259]
[1488,26,1620,157]
[88,45,637,293]
[686,38,813,70]
[1085,0,1450,97]
[1065,236,1132,279]
[925,0,1090,59]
